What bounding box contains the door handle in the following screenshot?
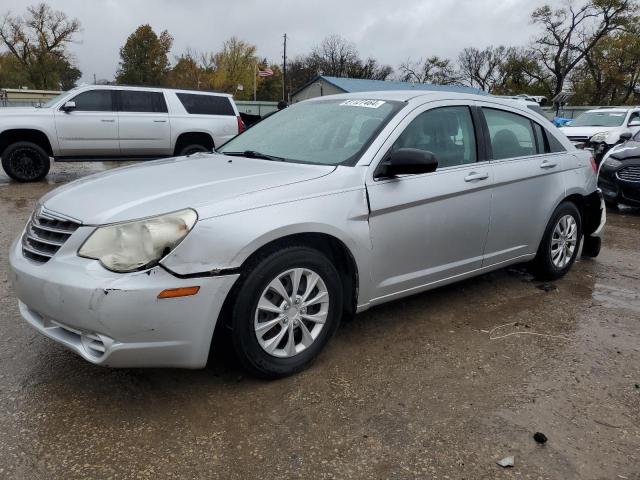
[153,120,167,123]
[540,160,558,169]
[101,119,115,123]
[464,172,489,182]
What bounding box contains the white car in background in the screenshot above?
[560,107,640,160]
[0,85,244,182]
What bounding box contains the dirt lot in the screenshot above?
[0,162,639,480]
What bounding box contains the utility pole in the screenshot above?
[282,33,287,102]
[93,73,97,85]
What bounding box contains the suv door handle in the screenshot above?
[153,120,167,123]
[540,160,558,169]
[464,172,489,182]
[101,119,115,123]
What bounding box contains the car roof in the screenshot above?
[585,108,631,113]
[72,84,232,97]
[305,90,543,115]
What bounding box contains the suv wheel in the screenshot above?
[228,246,343,378]
[531,201,582,280]
[178,144,210,156]
[1,141,51,182]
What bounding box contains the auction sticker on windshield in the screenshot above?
[340,99,386,108]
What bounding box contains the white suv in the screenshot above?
[0,85,244,182]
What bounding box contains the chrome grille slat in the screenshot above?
[617,166,640,182]
[21,208,81,264]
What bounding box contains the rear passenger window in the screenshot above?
[483,108,536,160]
[69,90,114,111]
[176,93,235,116]
[391,106,477,168]
[533,122,547,154]
[119,91,167,113]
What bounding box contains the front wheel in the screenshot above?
[530,202,582,280]
[228,246,343,378]
[1,141,51,182]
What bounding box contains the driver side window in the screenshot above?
[391,106,477,168]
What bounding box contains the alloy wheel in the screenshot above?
[254,268,330,358]
[550,214,578,269]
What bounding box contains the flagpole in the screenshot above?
[253,63,257,101]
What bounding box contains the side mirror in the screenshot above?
[628,120,640,127]
[619,131,633,142]
[62,101,76,112]
[377,148,438,178]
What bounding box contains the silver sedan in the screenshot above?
[9,91,605,377]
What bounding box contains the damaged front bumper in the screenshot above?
[9,234,238,369]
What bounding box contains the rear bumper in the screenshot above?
[9,237,239,368]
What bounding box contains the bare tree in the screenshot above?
[530,0,637,97]
[310,35,359,77]
[399,56,461,85]
[458,46,508,92]
[0,3,81,89]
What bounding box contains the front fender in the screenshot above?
[160,189,374,302]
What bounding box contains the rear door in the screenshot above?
[479,105,567,266]
[365,101,493,302]
[117,90,171,156]
[54,89,119,156]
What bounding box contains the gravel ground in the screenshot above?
[1,161,639,479]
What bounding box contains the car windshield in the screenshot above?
[218,99,403,165]
[570,111,627,127]
[41,90,73,108]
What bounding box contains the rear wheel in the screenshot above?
[228,246,343,378]
[1,141,50,182]
[178,144,210,156]
[530,201,582,280]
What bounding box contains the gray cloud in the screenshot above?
[1,0,548,84]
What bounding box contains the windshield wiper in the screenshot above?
[222,150,287,161]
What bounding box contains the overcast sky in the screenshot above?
[2,0,549,84]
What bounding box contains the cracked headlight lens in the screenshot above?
[79,209,197,272]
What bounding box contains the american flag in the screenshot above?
[257,67,274,77]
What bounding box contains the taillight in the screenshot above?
[237,116,245,134]
[589,156,597,173]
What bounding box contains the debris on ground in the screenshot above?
[533,432,548,444]
[536,283,558,292]
[496,456,514,468]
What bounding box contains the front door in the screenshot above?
[366,103,492,303]
[54,89,119,156]
[117,90,171,156]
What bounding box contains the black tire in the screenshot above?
[1,141,50,182]
[228,246,343,379]
[582,236,601,258]
[178,144,210,156]
[530,201,583,281]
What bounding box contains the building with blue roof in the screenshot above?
[290,75,486,102]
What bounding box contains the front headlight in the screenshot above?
[590,131,610,143]
[79,209,198,272]
[602,158,622,169]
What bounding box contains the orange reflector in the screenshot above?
[158,286,200,299]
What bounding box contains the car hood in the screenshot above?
[559,126,619,137]
[609,141,640,160]
[40,154,336,224]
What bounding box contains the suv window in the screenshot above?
[391,106,477,168]
[119,91,167,113]
[628,111,640,124]
[68,90,114,112]
[176,93,235,116]
[483,108,536,160]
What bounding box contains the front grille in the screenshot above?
[22,207,81,263]
[617,166,640,182]
[568,136,589,143]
